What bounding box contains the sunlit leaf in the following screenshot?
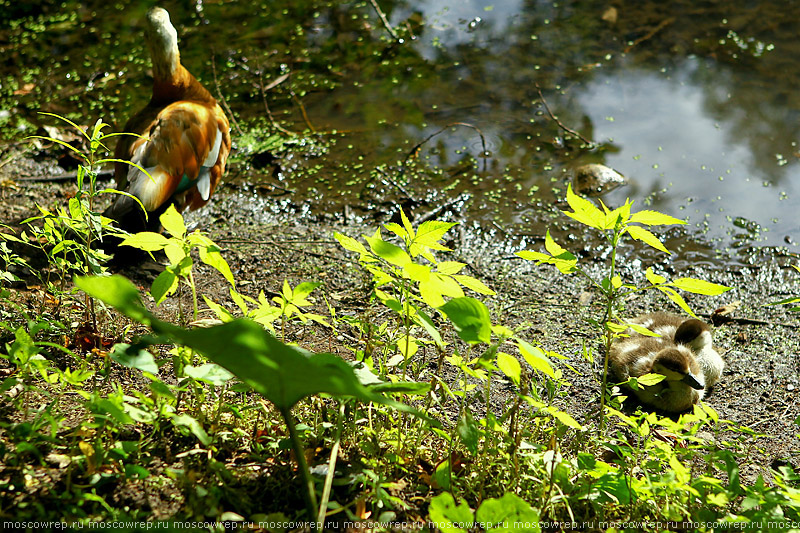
[160,204,186,239]
[629,210,686,226]
[517,339,555,378]
[656,286,696,317]
[439,297,492,344]
[670,277,731,296]
[334,232,369,256]
[364,231,411,267]
[438,261,466,275]
[120,232,169,252]
[428,493,472,533]
[626,225,669,254]
[496,352,521,386]
[453,274,495,295]
[564,184,606,230]
[645,267,667,285]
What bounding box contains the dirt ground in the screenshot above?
[2,157,799,491]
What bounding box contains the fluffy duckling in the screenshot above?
[609,312,724,413]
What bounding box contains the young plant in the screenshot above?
[119,204,234,324]
[516,185,730,428]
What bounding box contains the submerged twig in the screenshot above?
[623,17,676,53]
[535,83,594,146]
[368,0,400,41]
[259,70,294,136]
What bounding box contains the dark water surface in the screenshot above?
[2,1,799,262]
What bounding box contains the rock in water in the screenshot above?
[573,164,627,197]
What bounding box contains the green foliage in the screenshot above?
[768,264,800,311]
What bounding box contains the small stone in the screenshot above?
[573,164,627,197]
[788,383,795,391]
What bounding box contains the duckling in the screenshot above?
[609,312,724,412]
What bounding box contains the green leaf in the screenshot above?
[645,267,667,285]
[453,274,495,295]
[334,232,369,256]
[496,352,521,386]
[669,277,731,296]
[160,204,186,239]
[412,220,456,256]
[437,261,465,275]
[564,184,606,230]
[516,250,551,262]
[475,493,540,532]
[627,323,659,337]
[457,409,480,455]
[551,409,583,430]
[119,232,169,252]
[626,225,669,254]
[404,262,431,283]
[77,275,433,420]
[171,413,211,446]
[656,286,696,317]
[198,243,234,285]
[636,373,666,386]
[150,269,179,305]
[415,310,444,347]
[629,210,686,226]
[184,363,234,386]
[428,493,473,533]
[364,230,411,267]
[109,344,159,374]
[517,339,555,378]
[439,297,492,344]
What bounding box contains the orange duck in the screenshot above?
[105,7,231,234]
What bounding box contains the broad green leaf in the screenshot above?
[670,277,731,296]
[77,275,433,420]
[496,352,521,386]
[404,262,432,283]
[185,363,234,386]
[475,493,540,532]
[364,231,411,267]
[110,344,158,374]
[164,241,187,266]
[120,232,169,252]
[656,286,696,317]
[413,220,456,255]
[198,244,234,285]
[428,493,472,533]
[291,281,322,301]
[160,204,186,239]
[453,274,495,295]
[645,267,667,285]
[383,222,408,241]
[517,339,555,378]
[439,297,492,344]
[544,230,568,256]
[636,373,666,386]
[438,261,466,275]
[627,323,659,337]
[550,409,583,430]
[415,311,444,347]
[397,335,419,360]
[457,409,480,455]
[420,274,464,308]
[629,210,687,226]
[334,232,369,256]
[170,413,210,446]
[626,225,669,254]
[564,184,606,230]
[516,250,551,262]
[150,269,178,305]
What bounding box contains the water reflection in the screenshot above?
[2,0,799,254]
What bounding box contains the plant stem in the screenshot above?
[317,401,345,528]
[280,406,318,520]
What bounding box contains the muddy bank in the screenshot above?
[3,164,797,486]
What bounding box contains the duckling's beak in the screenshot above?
[681,372,704,390]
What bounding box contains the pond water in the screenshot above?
[2,1,799,262]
